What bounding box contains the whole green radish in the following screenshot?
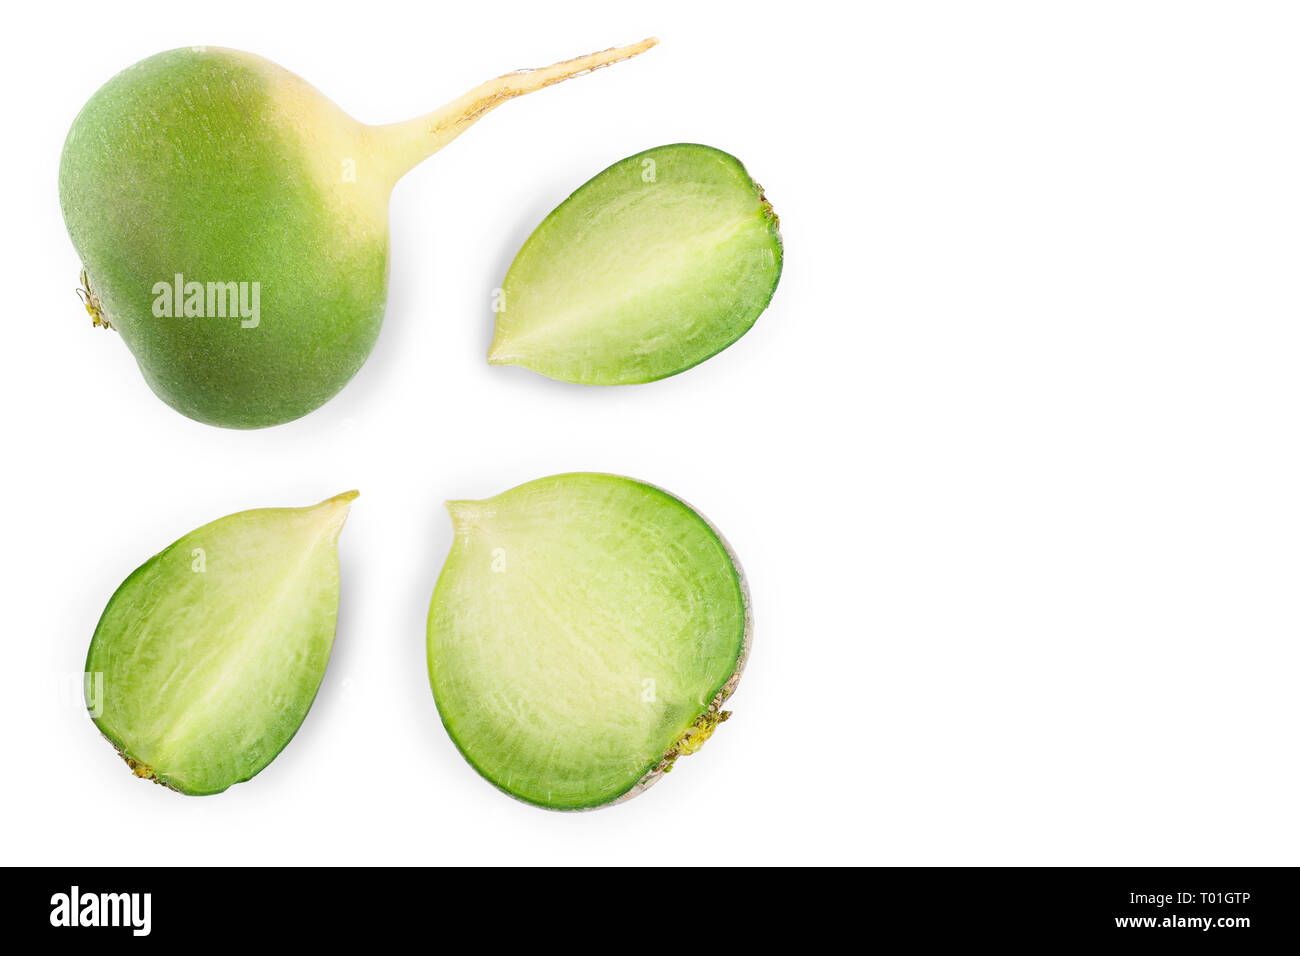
[59,40,655,428]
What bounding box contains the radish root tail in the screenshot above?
[377,38,658,181]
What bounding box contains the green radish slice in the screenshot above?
[427,473,751,810]
[489,144,782,384]
[85,492,358,795]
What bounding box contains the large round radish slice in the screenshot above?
[427,473,750,810]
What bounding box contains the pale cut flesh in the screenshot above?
[427,473,751,810]
[85,492,357,794]
[490,143,782,385]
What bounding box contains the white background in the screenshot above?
[3,0,1298,866]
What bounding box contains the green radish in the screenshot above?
[427,473,751,810]
[85,492,358,794]
[60,40,656,428]
[490,143,782,384]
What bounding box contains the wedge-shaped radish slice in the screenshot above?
[490,144,782,384]
[427,473,751,810]
[85,492,358,794]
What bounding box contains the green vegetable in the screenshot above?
[490,144,782,384]
[85,492,358,794]
[60,40,656,428]
[427,473,750,810]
